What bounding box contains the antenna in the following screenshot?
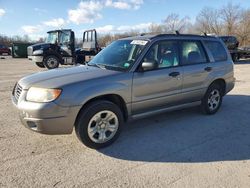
[204,32,207,36]
[175,30,180,35]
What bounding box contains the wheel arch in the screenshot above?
[43,50,62,63]
[208,78,226,96]
[74,94,128,127]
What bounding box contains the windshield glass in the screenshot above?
[89,40,148,71]
[46,32,58,44]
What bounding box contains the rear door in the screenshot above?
[180,40,212,103]
[132,40,183,115]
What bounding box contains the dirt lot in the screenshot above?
[0,56,250,188]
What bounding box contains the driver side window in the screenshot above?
[60,32,71,45]
[143,40,179,70]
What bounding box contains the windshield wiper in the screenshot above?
[88,63,125,72]
[88,63,106,69]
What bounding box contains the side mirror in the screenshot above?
[141,61,156,71]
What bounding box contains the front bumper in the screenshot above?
[28,55,43,63]
[12,90,81,135]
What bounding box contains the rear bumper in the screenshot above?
[12,93,81,135]
[225,77,235,94]
[0,50,10,55]
[28,55,43,63]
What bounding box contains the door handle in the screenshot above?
[169,72,180,77]
[204,67,212,72]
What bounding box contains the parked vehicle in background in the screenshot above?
[219,35,250,62]
[12,33,235,149]
[12,42,33,58]
[0,44,11,55]
[219,36,239,50]
[27,29,101,69]
[238,46,250,59]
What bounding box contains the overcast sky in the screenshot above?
[0,0,249,40]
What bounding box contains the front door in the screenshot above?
[132,40,183,115]
[60,31,75,64]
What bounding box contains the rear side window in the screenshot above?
[204,41,228,62]
[180,41,207,65]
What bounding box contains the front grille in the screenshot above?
[27,46,33,56]
[14,83,23,101]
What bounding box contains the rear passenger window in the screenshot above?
[181,41,207,65]
[204,41,228,61]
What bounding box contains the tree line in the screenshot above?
[1,2,250,48]
[0,34,44,47]
[98,3,250,47]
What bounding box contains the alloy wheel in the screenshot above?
[87,110,119,144]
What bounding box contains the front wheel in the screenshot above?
[43,55,60,69]
[201,83,223,115]
[75,101,124,149]
[35,62,45,68]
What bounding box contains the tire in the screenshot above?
[201,83,223,115]
[35,62,45,68]
[43,55,60,69]
[75,100,124,149]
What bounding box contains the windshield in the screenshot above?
[89,39,148,71]
[46,32,58,44]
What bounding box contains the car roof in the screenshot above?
[119,33,218,41]
[219,35,236,38]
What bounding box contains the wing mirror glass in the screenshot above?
[141,61,156,71]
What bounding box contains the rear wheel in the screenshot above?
[35,62,45,68]
[43,55,60,69]
[201,83,223,114]
[75,100,123,149]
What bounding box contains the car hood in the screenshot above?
[19,65,120,89]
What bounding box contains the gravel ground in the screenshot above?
[0,57,250,188]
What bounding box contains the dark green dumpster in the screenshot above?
[12,42,33,58]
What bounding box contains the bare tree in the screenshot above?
[220,2,242,35]
[148,23,163,34]
[195,7,222,35]
[37,37,46,43]
[22,35,31,42]
[97,31,140,47]
[236,9,250,46]
[162,13,190,33]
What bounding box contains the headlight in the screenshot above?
[33,50,43,55]
[26,87,62,102]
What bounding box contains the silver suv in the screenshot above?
[12,34,235,149]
